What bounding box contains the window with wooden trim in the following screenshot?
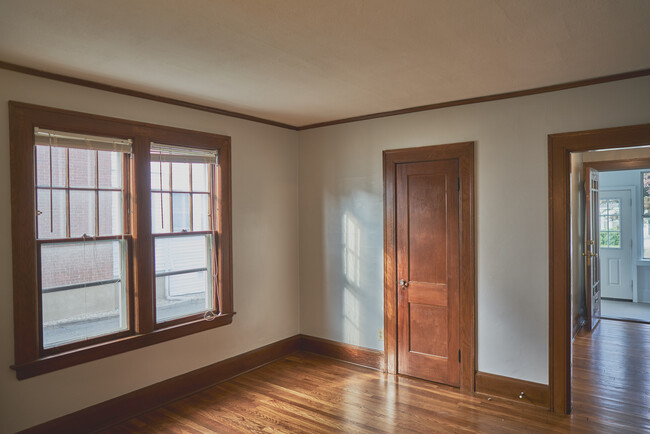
[9,102,233,379]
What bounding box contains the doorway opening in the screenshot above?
[548,123,650,415]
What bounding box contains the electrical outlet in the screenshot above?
[378,329,384,341]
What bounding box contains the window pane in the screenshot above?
[608,231,620,248]
[98,151,122,189]
[151,161,170,191]
[40,240,127,348]
[35,145,51,187]
[171,162,190,191]
[608,199,620,216]
[609,215,620,231]
[600,216,608,231]
[152,192,171,233]
[37,189,67,239]
[193,194,210,231]
[599,199,607,215]
[600,231,608,247]
[172,193,191,232]
[99,191,123,236]
[192,163,209,192]
[154,235,213,323]
[69,148,97,188]
[70,190,96,237]
[644,217,650,258]
[50,146,68,187]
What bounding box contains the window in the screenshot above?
[9,102,233,379]
[150,144,218,324]
[643,172,650,258]
[35,129,131,350]
[599,198,621,248]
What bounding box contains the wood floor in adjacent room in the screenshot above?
[105,320,650,433]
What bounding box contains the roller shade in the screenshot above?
[150,143,218,164]
[34,127,132,153]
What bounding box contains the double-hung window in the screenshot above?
[150,144,219,324]
[10,102,233,379]
[35,128,132,351]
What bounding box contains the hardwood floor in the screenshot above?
[572,319,650,433]
[104,320,650,433]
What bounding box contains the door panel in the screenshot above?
[584,167,601,330]
[599,190,633,300]
[397,159,460,386]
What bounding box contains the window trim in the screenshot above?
[9,101,234,379]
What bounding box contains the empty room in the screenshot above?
[1,1,650,433]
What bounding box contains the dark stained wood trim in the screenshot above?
[383,142,475,392]
[298,69,650,130]
[475,371,550,409]
[19,335,302,434]
[583,157,650,172]
[0,61,297,131]
[548,123,650,414]
[12,314,234,380]
[2,61,649,132]
[299,334,385,371]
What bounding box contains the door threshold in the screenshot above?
[600,316,650,325]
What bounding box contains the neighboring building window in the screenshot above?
[9,102,233,379]
[643,172,650,258]
[599,198,621,248]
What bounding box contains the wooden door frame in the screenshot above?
[548,123,650,414]
[383,141,475,392]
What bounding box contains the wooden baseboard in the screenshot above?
[475,371,550,408]
[300,334,385,371]
[20,335,301,434]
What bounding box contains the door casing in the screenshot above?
[383,141,475,393]
[548,123,650,414]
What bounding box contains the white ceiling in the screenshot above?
[1,0,649,127]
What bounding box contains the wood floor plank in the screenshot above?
[103,319,650,433]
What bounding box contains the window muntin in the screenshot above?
[599,198,621,248]
[34,129,131,351]
[150,144,218,324]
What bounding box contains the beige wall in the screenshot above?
[0,69,301,433]
[298,75,650,385]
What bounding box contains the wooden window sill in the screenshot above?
[11,313,235,380]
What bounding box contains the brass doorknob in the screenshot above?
[399,279,409,288]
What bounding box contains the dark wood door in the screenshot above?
[396,159,460,386]
[584,167,601,330]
